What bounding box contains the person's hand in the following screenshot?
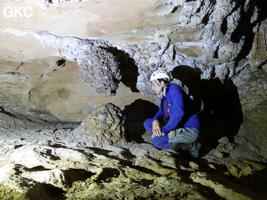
[152,120,165,138]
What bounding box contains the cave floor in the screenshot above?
[0,122,266,200]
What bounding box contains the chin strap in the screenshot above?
[157,92,164,98]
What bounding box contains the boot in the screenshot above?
[172,142,201,158]
[188,142,201,158]
[141,131,152,144]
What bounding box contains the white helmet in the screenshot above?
[150,68,171,82]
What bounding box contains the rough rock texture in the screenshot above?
[0,0,265,119]
[190,171,264,200]
[221,19,267,163]
[0,0,267,199]
[80,103,126,144]
[0,0,266,102]
[79,48,121,95]
[233,98,267,163]
[249,19,267,71]
[229,67,267,162]
[1,0,266,90]
[0,121,266,200]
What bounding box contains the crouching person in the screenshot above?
[143,68,201,158]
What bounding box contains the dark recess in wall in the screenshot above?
[123,99,158,142]
[171,66,244,155]
[103,47,139,93]
[27,183,66,200]
[231,0,267,62]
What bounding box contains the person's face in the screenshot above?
[151,80,164,94]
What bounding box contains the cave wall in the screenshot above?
[0,0,267,160]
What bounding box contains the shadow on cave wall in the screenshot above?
[123,99,158,142]
[225,0,267,62]
[201,0,267,63]
[172,66,243,155]
[124,66,243,156]
[27,183,66,200]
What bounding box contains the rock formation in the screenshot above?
[0,0,266,199]
[80,103,126,144]
[79,48,121,96]
[1,120,266,200]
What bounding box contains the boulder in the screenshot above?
[80,103,126,144]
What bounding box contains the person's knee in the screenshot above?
[151,136,171,149]
[151,137,162,149]
[169,128,199,144]
[143,118,153,132]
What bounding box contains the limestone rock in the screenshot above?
[190,172,262,200]
[80,103,126,144]
[79,48,121,96]
[0,117,266,200]
[0,0,266,199]
[0,58,151,122]
[0,0,266,115]
[249,19,267,70]
[217,137,236,152]
[233,99,267,163]
[235,68,267,113]
[1,0,265,88]
[231,69,267,163]
[227,165,253,178]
